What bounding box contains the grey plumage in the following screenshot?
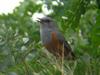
[37,17,75,60]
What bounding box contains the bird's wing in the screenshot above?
[56,32,72,51]
[51,31,72,51]
[56,32,75,59]
[51,31,75,59]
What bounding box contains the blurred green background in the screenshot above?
[0,0,100,75]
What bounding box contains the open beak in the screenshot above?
[37,18,42,23]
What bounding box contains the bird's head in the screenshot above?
[37,17,53,24]
[37,17,56,27]
[37,17,58,30]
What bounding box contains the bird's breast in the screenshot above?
[42,31,64,56]
[40,28,52,45]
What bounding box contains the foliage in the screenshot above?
[0,0,100,75]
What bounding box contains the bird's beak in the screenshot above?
[37,18,42,23]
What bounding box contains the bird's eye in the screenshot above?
[46,20,50,22]
[44,19,50,22]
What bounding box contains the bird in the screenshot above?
[37,17,75,60]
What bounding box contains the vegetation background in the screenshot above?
[0,0,100,75]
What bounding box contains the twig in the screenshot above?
[61,43,64,75]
